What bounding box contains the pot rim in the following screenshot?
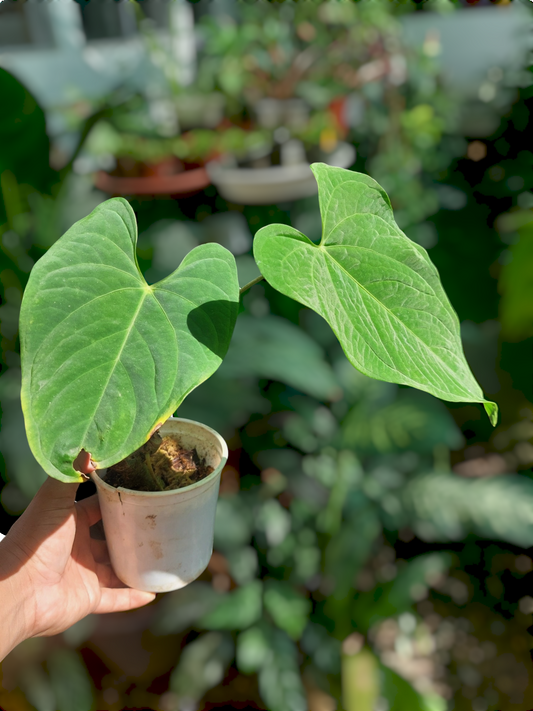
[91,416,228,498]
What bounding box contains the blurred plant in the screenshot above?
[148,321,533,709]
[86,121,272,166]
[4,4,533,710]
[0,68,107,507]
[196,0,456,228]
[196,1,400,108]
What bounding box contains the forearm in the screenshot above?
[0,541,33,661]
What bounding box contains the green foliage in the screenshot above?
[152,582,220,635]
[499,215,533,340]
[6,5,533,709]
[19,198,239,481]
[214,494,254,551]
[221,314,341,401]
[381,664,446,711]
[256,628,308,711]
[200,580,263,630]
[0,68,57,226]
[47,649,93,711]
[255,164,497,424]
[19,162,493,483]
[170,631,235,703]
[236,623,273,674]
[399,472,533,548]
[352,553,452,630]
[18,665,56,711]
[342,390,463,454]
[323,505,381,597]
[87,121,271,164]
[263,579,311,640]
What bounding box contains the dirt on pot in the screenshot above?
[104,431,213,492]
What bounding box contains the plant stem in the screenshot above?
[239,275,265,296]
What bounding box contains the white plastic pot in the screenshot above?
[92,417,227,593]
[206,141,356,205]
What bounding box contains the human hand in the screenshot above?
[0,475,155,660]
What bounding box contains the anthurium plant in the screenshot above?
[20,164,497,483]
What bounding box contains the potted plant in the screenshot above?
[87,116,274,200]
[87,111,213,199]
[206,109,356,205]
[19,163,497,594]
[196,6,358,205]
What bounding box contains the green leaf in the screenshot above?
[236,624,273,674]
[199,580,263,630]
[220,314,342,401]
[176,370,270,434]
[152,582,220,635]
[352,553,451,630]
[170,631,235,702]
[324,506,381,597]
[499,216,533,340]
[257,628,308,711]
[400,472,533,548]
[263,579,311,640]
[47,650,94,711]
[300,622,342,675]
[0,68,58,223]
[342,390,463,454]
[19,665,55,711]
[381,664,446,711]
[253,164,497,425]
[214,494,254,552]
[20,198,239,481]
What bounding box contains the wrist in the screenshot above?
[0,540,36,660]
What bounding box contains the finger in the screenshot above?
[10,478,79,544]
[36,477,79,511]
[95,560,124,588]
[73,449,96,475]
[76,495,102,528]
[94,586,156,615]
[90,539,110,565]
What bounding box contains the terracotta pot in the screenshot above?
[95,159,211,198]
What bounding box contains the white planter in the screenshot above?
[92,417,227,593]
[206,141,356,205]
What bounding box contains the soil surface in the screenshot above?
[104,431,213,492]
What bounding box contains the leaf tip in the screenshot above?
[483,401,498,427]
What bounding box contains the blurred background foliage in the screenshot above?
[2,1,533,710]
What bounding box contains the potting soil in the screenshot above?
[104,432,213,492]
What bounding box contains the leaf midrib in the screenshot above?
[322,209,456,321]
[320,247,475,398]
[77,291,148,458]
[275,236,455,343]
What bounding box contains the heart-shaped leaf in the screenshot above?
[20,198,239,482]
[253,163,497,425]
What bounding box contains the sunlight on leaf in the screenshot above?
[254,164,497,425]
[20,198,239,481]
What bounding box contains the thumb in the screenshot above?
[33,448,95,510]
[28,477,80,521]
[6,477,79,557]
